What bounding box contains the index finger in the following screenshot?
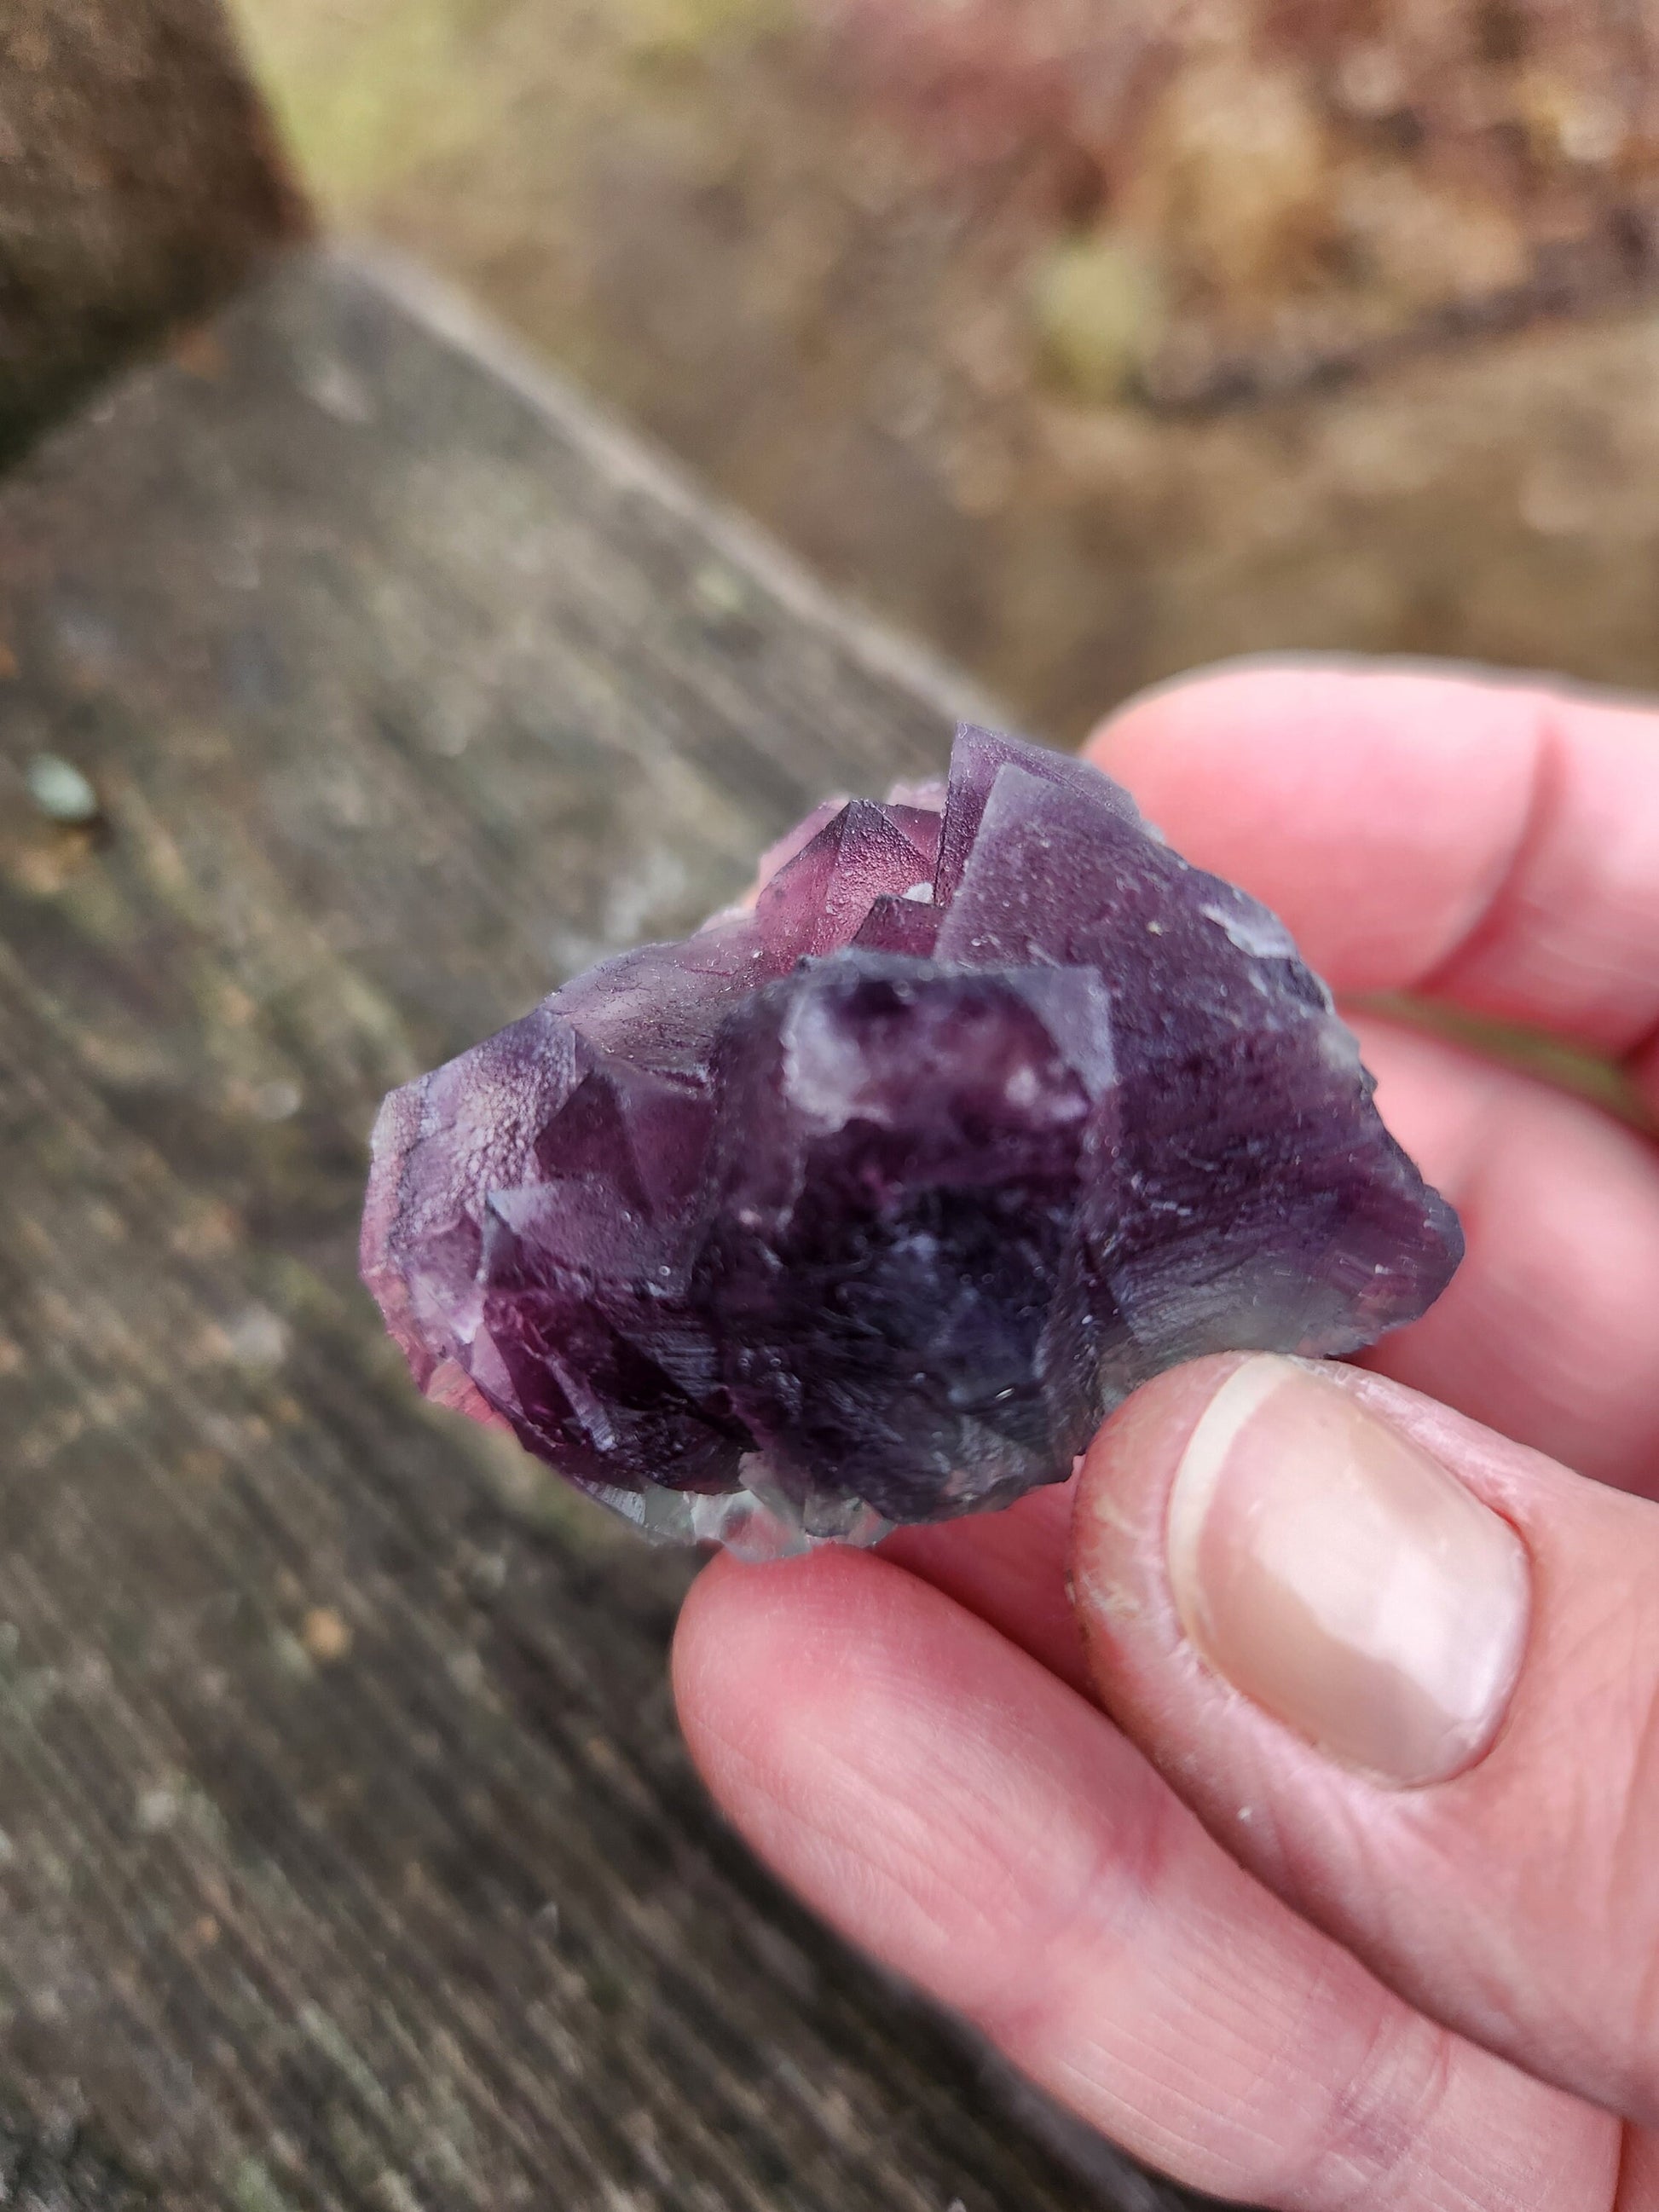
[1087,660,1659,1071]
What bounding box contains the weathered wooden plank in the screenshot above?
[0,0,307,459]
[0,247,1210,2210]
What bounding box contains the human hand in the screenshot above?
[673,661,1659,2209]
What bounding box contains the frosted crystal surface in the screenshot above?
[362,727,1461,1553]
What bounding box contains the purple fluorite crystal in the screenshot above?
[362,726,1460,1553]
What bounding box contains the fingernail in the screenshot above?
[1167,1358,1529,1786]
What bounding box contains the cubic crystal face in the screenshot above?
[361,726,1461,1554]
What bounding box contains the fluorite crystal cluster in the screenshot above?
[362,726,1460,1555]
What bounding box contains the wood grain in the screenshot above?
[0,247,1207,2210]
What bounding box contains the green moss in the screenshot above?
[228,2157,303,2212]
[616,0,792,63]
[1031,229,1165,406]
[228,0,793,211]
[227,0,506,210]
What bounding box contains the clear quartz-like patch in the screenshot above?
[361,725,1462,1548]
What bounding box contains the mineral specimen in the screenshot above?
[361,725,1460,1555]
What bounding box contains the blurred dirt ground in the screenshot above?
[228,0,1659,736]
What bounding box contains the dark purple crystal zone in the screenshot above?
[362,725,1461,1547]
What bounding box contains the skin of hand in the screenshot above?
[672,661,1659,2212]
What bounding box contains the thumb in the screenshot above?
[1071,1353,1659,2125]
